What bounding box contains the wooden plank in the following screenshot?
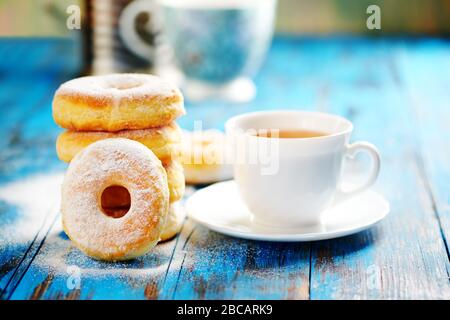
[6,37,450,300]
[164,38,377,299]
[172,38,450,300]
[0,179,61,299]
[0,39,79,298]
[395,39,450,275]
[0,80,61,296]
[11,38,314,300]
[10,215,182,300]
[0,43,55,148]
[165,222,310,300]
[11,189,205,300]
[167,38,327,299]
[308,39,450,299]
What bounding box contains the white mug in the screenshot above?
[225,110,381,228]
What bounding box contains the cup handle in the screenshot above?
[118,0,158,61]
[334,141,381,204]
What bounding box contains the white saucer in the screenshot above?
[186,181,390,242]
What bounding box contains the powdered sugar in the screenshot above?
[29,218,191,284]
[0,173,64,250]
[0,156,187,289]
[56,73,181,101]
[160,202,186,241]
[62,138,169,260]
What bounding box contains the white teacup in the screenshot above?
[225,110,381,228]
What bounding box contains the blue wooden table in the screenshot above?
[0,36,449,300]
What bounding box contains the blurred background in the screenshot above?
[1,1,450,301]
[1,0,450,36]
[1,0,449,102]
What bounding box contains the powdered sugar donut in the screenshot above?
[56,122,182,163]
[181,130,233,184]
[160,202,186,242]
[61,138,169,261]
[164,160,185,203]
[101,159,185,207]
[53,74,185,132]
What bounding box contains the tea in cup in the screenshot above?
[225,110,381,228]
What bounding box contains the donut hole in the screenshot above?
[101,185,131,218]
[105,78,142,90]
[111,82,141,90]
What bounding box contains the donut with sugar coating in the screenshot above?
[61,138,169,261]
[160,202,186,242]
[101,159,185,207]
[165,160,185,203]
[53,74,185,132]
[181,130,233,184]
[56,122,181,163]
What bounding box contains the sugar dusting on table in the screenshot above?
[0,171,189,285]
[0,172,63,249]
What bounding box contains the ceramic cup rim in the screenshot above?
[225,110,354,142]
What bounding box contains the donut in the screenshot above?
[56,122,181,163]
[160,202,186,242]
[164,160,185,203]
[53,74,185,132]
[181,130,233,184]
[101,159,185,207]
[61,138,169,261]
[101,199,186,242]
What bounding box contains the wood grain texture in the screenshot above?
[305,39,450,299]
[395,40,450,278]
[0,39,78,299]
[164,221,311,300]
[1,37,449,300]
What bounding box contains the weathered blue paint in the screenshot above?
[0,37,449,300]
[395,41,450,278]
[305,39,450,299]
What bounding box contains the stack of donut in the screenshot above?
[53,74,186,261]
